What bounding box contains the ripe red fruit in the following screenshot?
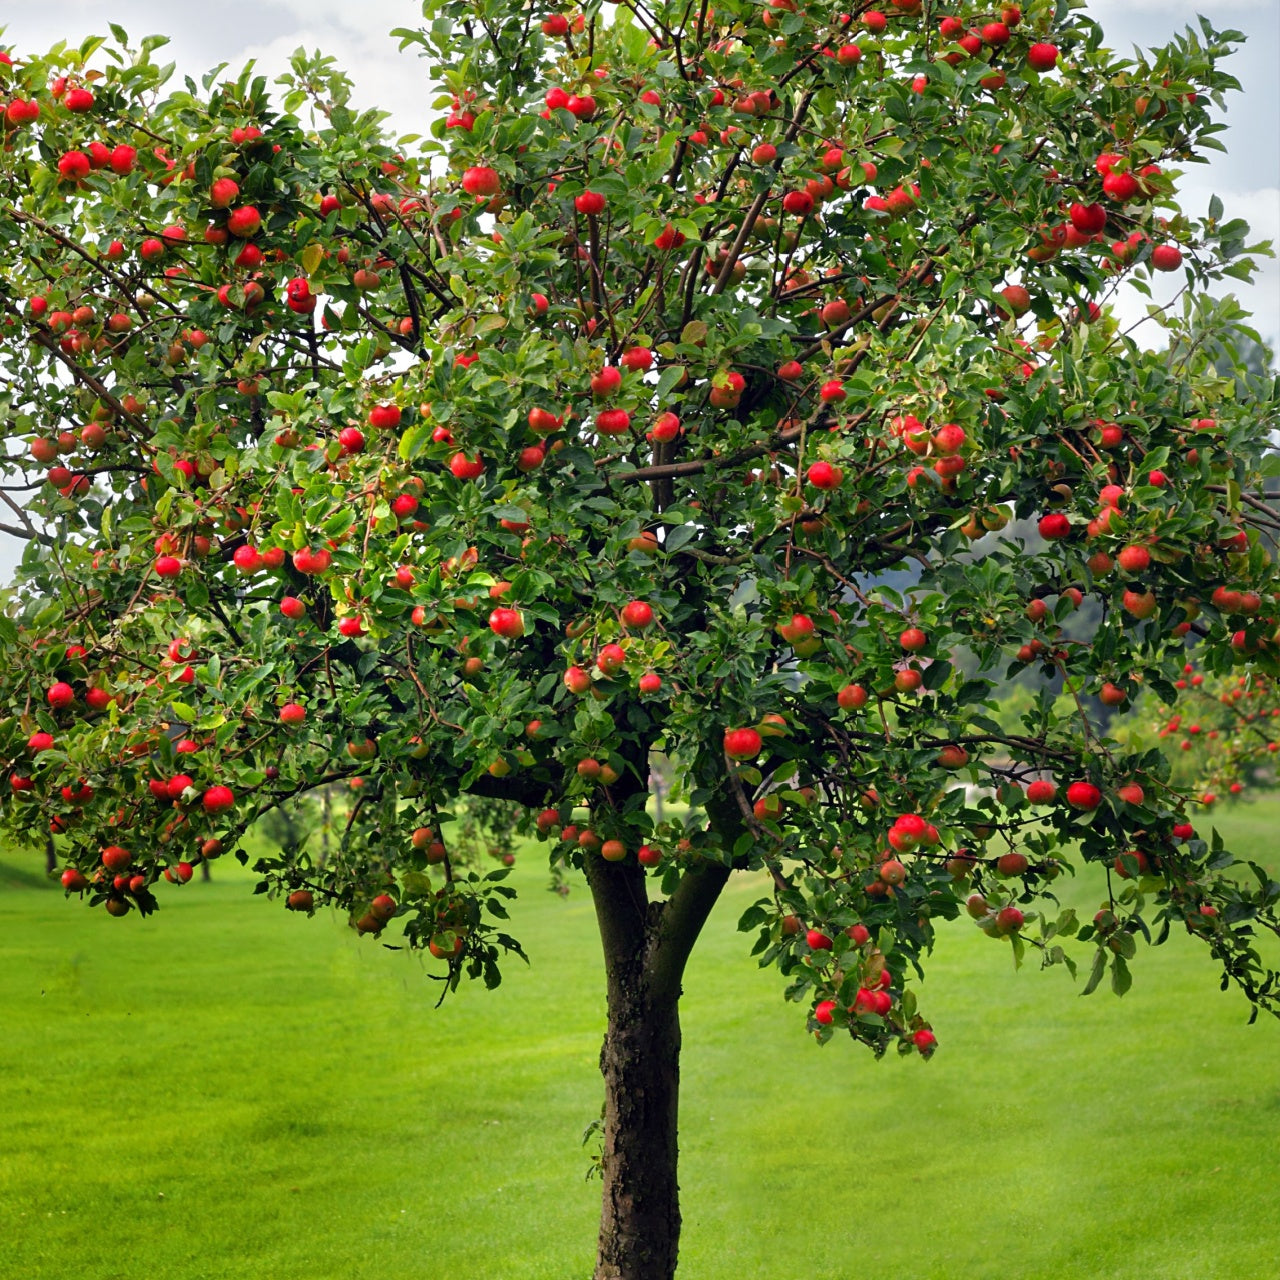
[596,409,631,435]
[638,672,662,695]
[488,607,524,638]
[621,601,654,629]
[449,452,484,480]
[814,1000,837,1026]
[837,683,868,711]
[998,286,1031,319]
[895,668,923,694]
[1065,781,1102,810]
[155,555,183,578]
[806,460,844,490]
[782,190,814,217]
[280,596,307,620]
[996,906,1025,934]
[597,643,627,675]
[226,205,262,237]
[1123,588,1157,619]
[210,177,240,208]
[996,852,1029,876]
[591,365,623,397]
[461,165,501,198]
[528,407,563,433]
[1026,42,1058,71]
[58,151,91,181]
[575,190,606,216]
[1102,170,1139,203]
[653,224,686,251]
[61,867,88,891]
[1115,542,1150,574]
[805,929,833,951]
[1151,244,1183,272]
[778,613,815,645]
[1099,682,1127,707]
[1038,512,1071,540]
[620,347,653,372]
[101,846,133,873]
[280,703,306,725]
[819,379,846,404]
[724,727,763,761]
[1069,202,1107,235]
[368,403,402,430]
[203,785,235,813]
[913,1028,937,1053]
[899,627,927,652]
[233,545,261,573]
[651,412,681,443]
[709,372,746,409]
[47,681,75,709]
[1026,779,1057,804]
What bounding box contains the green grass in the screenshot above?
[3,803,1279,1280]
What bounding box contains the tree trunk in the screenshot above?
[44,832,56,876]
[595,946,683,1278]
[585,854,730,1279]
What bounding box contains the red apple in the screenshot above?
[724,727,763,760]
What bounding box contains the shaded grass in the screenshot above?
[2,803,1279,1279]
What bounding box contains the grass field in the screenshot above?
[3,802,1279,1280]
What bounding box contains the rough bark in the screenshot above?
[585,855,731,1280]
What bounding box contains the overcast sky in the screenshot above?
[2,1,1277,584]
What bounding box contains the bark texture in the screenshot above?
[586,854,730,1280]
[594,954,682,1279]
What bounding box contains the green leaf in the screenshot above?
[1081,947,1107,996]
[1110,954,1132,996]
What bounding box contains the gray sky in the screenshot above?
[2,0,1277,584]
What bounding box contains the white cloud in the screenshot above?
[235,28,434,132]
[1107,185,1280,352]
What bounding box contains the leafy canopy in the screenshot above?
[2,0,1279,1048]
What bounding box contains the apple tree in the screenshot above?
[2,2,1280,1275]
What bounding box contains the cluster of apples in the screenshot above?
[796,911,938,1052]
[536,804,664,870]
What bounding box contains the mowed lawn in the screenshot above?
[3,803,1280,1280]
